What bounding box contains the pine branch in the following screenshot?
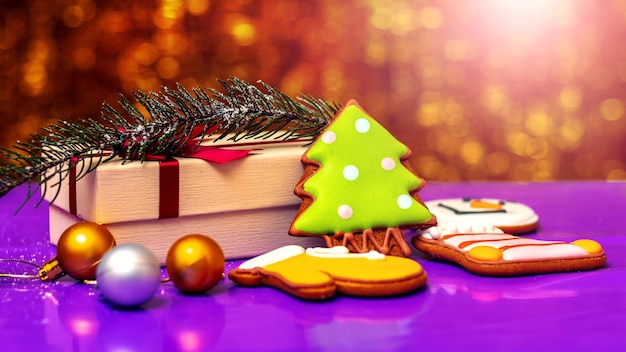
[0,77,339,207]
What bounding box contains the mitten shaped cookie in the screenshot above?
[228,245,427,300]
[412,223,606,276]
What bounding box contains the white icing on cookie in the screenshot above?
[381,157,395,170]
[420,222,503,240]
[397,194,413,209]
[502,244,589,261]
[438,233,592,262]
[239,246,388,270]
[321,131,336,144]
[305,246,385,260]
[338,204,353,219]
[343,165,359,181]
[461,238,562,251]
[425,198,539,230]
[307,246,351,255]
[355,118,370,133]
[239,245,305,269]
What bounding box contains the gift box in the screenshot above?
[43,137,325,261]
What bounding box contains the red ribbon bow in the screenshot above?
[150,143,252,219]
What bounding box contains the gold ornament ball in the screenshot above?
[57,221,116,281]
[166,234,225,293]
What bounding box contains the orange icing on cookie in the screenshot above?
[458,237,518,249]
[441,233,512,247]
[572,239,604,255]
[440,233,600,261]
[470,199,503,210]
[468,246,503,261]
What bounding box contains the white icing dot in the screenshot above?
[338,205,353,219]
[381,157,396,170]
[321,131,336,144]
[355,118,370,133]
[397,195,413,209]
[343,165,359,181]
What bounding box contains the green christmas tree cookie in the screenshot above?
[288,100,436,257]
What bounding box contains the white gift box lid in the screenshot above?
[43,137,307,224]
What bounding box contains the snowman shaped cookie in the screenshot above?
[424,198,539,234]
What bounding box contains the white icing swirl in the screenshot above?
[306,246,385,260]
[420,222,504,240]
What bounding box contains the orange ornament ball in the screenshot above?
[57,221,116,281]
[166,234,225,293]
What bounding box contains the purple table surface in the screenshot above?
[0,181,625,351]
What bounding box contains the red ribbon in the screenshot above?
[158,158,180,219]
[149,146,252,219]
[67,143,252,220]
[69,156,79,216]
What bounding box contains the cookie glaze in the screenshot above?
[425,198,539,234]
[292,101,433,234]
[229,245,428,299]
[414,221,607,276]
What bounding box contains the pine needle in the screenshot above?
[0,77,339,208]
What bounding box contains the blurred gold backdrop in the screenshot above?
[2,0,626,181]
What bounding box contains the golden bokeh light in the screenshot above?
[1,0,626,181]
[600,98,625,121]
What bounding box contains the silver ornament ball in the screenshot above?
[96,244,161,308]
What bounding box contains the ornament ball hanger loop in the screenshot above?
[0,256,172,283]
[0,258,43,279]
[0,258,93,282]
[0,222,117,282]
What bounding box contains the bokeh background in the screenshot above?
[1,0,626,181]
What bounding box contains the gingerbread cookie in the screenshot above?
[288,100,436,257]
[228,245,427,300]
[412,223,606,276]
[424,198,539,234]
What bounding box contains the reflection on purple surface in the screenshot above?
[0,182,625,351]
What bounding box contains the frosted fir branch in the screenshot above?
[0,77,340,207]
